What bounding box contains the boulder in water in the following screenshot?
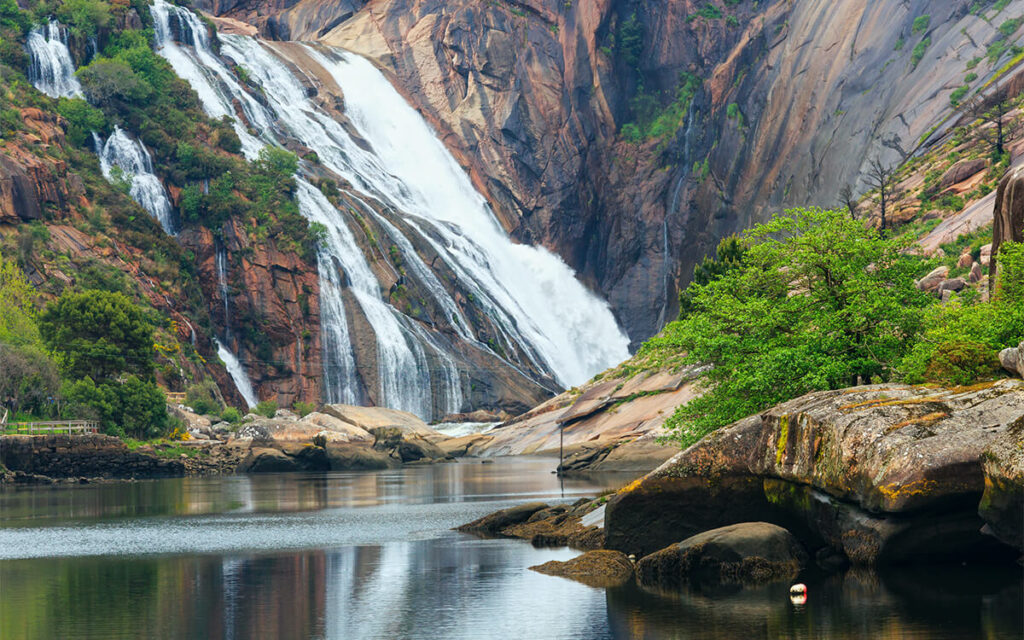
[635,523,807,589]
[530,550,634,588]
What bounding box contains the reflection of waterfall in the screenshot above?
[25,20,82,98]
[150,0,631,419]
[94,127,176,234]
[215,338,258,408]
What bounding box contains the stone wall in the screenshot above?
[0,434,185,480]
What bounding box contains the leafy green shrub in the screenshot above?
[950,85,970,107]
[912,37,931,69]
[56,98,107,147]
[655,208,932,447]
[220,406,241,423]
[185,380,221,415]
[64,375,168,439]
[255,399,277,418]
[39,290,155,382]
[912,15,930,35]
[56,0,111,37]
[292,400,316,417]
[923,340,1001,385]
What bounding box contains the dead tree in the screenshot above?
[865,157,897,231]
[968,89,1012,157]
[838,183,858,220]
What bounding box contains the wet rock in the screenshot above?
[325,444,396,470]
[980,419,1024,551]
[530,550,634,588]
[605,381,1024,564]
[237,447,301,473]
[456,502,550,536]
[635,523,807,589]
[437,432,493,457]
[369,426,446,462]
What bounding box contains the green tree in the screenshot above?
[56,0,111,37]
[56,97,107,147]
[652,208,932,447]
[0,343,60,416]
[63,375,167,438]
[39,290,156,382]
[0,249,43,347]
[678,234,747,318]
[77,58,152,106]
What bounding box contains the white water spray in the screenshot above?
[94,127,176,234]
[26,21,82,98]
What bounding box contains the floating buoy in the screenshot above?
[789,583,808,605]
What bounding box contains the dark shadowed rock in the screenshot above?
[980,418,1024,551]
[530,550,634,588]
[992,165,1024,276]
[635,522,807,589]
[999,342,1024,378]
[605,381,1024,563]
[325,443,396,470]
[456,502,550,536]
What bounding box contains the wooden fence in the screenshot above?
[165,392,187,404]
[3,421,100,435]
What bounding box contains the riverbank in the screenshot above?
[456,380,1024,597]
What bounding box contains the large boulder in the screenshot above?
[370,426,446,462]
[916,266,949,292]
[237,447,301,473]
[605,381,1024,563]
[635,522,807,588]
[324,443,396,470]
[999,342,1024,378]
[992,166,1024,276]
[530,550,634,588]
[322,404,438,439]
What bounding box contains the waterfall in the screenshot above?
[94,127,176,234]
[215,338,258,408]
[26,20,82,99]
[150,0,631,419]
[216,246,231,341]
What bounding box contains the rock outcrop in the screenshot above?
[530,550,634,588]
[195,0,1017,346]
[605,380,1024,563]
[635,522,807,589]
[473,366,699,472]
[980,420,1024,550]
[992,165,1024,276]
[0,434,185,480]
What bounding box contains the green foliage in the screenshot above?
[911,37,931,69]
[678,235,747,318]
[0,249,40,347]
[64,375,168,438]
[292,400,315,417]
[654,208,932,447]
[966,56,982,69]
[0,0,31,33]
[621,72,702,142]
[185,380,221,415]
[77,58,152,105]
[950,85,970,107]
[998,17,1023,37]
[56,97,107,147]
[255,399,277,418]
[220,406,241,423]
[965,72,978,83]
[0,343,60,416]
[899,245,1024,385]
[56,0,111,37]
[39,289,156,382]
[894,36,905,51]
[912,15,930,35]
[616,12,643,69]
[688,3,722,20]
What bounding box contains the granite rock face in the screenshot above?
[194,0,1013,346]
[605,380,1024,563]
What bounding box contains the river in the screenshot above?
[0,458,1020,639]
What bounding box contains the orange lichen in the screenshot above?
[886,411,949,432]
[838,396,937,412]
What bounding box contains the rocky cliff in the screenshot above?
[194,0,1024,345]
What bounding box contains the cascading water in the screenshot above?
[25,20,82,98]
[215,338,258,408]
[94,126,176,234]
[215,246,231,341]
[150,0,631,419]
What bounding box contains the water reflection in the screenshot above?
[0,458,1021,639]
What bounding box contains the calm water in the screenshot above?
[0,457,1020,639]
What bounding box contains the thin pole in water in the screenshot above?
[558,424,564,476]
